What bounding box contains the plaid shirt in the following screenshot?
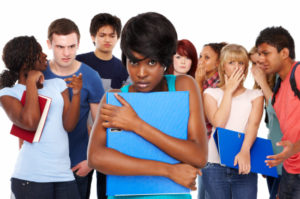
[203,72,220,138]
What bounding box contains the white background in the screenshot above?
[0,0,299,198]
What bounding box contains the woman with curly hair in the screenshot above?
[0,36,82,199]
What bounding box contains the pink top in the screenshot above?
[274,62,300,174]
[204,88,263,163]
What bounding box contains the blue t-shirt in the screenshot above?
[44,62,104,167]
[0,79,74,182]
[77,52,129,91]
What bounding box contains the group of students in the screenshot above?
[166,26,300,199]
[0,11,299,199]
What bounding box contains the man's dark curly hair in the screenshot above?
[255,26,295,59]
[0,36,41,88]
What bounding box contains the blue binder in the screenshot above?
[106,91,190,196]
[213,127,278,178]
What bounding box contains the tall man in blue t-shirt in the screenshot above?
[76,13,129,199]
[44,18,104,199]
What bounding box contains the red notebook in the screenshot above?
[10,91,52,143]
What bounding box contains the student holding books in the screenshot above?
[202,44,264,199]
[88,12,208,199]
[0,36,82,199]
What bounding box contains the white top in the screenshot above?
[0,79,74,182]
[204,88,263,164]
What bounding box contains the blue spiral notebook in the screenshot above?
[106,91,190,196]
[213,127,278,178]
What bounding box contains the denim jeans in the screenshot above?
[74,169,108,199]
[97,171,108,199]
[266,175,281,199]
[197,175,210,199]
[202,163,257,199]
[11,178,80,199]
[279,167,300,199]
[74,170,94,199]
[73,170,94,199]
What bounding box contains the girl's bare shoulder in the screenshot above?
[175,75,198,91]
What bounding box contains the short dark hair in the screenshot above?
[204,42,228,59]
[90,13,122,38]
[48,18,80,42]
[121,12,177,69]
[255,26,295,59]
[1,36,42,88]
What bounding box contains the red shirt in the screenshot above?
[274,62,300,174]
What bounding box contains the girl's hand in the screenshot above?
[101,93,140,132]
[168,163,201,190]
[64,73,83,95]
[251,65,267,87]
[234,149,251,174]
[26,70,44,86]
[224,67,244,94]
[195,61,206,84]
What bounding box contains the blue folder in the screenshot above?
[106,91,190,196]
[213,127,278,178]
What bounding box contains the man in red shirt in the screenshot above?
[256,26,300,198]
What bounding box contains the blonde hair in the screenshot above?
[248,46,276,90]
[218,44,249,87]
[249,46,257,57]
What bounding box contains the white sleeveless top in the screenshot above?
[204,88,263,164]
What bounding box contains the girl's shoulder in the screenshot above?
[0,84,24,100]
[204,87,223,96]
[245,88,263,101]
[203,87,223,101]
[174,75,198,91]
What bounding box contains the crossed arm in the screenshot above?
[87,75,207,189]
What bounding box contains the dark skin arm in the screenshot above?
[88,75,207,190]
[101,75,207,167]
[0,70,43,131]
